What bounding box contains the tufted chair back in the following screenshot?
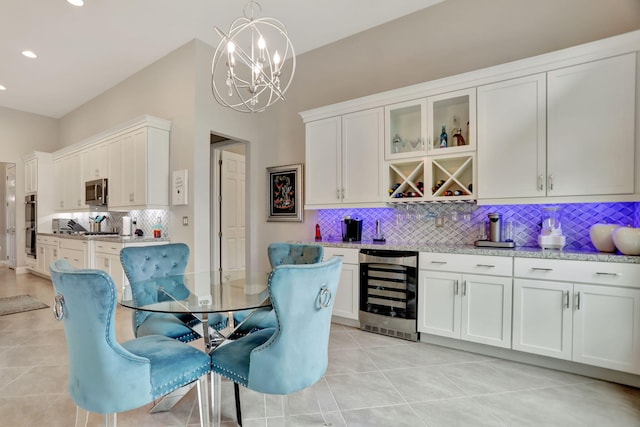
[120,243,190,332]
[267,243,324,268]
[49,259,211,423]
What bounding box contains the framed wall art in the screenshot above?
[267,163,303,222]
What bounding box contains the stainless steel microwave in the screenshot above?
[85,178,108,206]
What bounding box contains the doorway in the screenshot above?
[210,135,246,276]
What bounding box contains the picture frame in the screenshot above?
[267,163,303,222]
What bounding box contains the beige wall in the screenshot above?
[1,0,638,270]
[0,106,58,267]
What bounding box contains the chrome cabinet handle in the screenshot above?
[476,264,496,268]
[430,261,447,265]
[564,291,570,309]
[454,280,459,295]
[462,281,467,296]
[595,272,622,277]
[575,292,581,310]
[531,267,553,272]
[537,175,544,191]
[548,174,554,191]
[336,188,340,199]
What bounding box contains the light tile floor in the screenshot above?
[1,266,640,426]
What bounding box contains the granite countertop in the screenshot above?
[38,232,170,244]
[307,239,640,264]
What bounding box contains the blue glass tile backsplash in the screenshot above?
[316,202,638,251]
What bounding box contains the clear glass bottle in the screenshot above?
[153,217,162,238]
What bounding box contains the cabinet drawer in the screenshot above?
[94,241,123,255]
[59,238,87,251]
[420,252,512,276]
[37,235,58,246]
[323,247,359,264]
[514,258,640,288]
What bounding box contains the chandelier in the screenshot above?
[211,1,296,113]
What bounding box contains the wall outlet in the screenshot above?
[435,216,445,227]
[182,216,189,226]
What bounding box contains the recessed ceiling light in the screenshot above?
[22,50,37,59]
[67,0,84,6]
[0,85,6,91]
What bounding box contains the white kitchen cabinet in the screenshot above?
[427,88,476,154]
[23,152,54,233]
[513,257,640,374]
[305,108,384,208]
[81,141,109,181]
[384,99,427,160]
[546,53,636,197]
[58,238,89,270]
[34,235,59,277]
[24,157,38,194]
[477,74,546,200]
[54,153,83,211]
[108,126,170,210]
[419,253,513,348]
[323,247,359,321]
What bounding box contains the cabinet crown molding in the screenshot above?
[54,115,171,159]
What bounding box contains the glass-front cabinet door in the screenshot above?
[384,99,427,160]
[427,88,476,154]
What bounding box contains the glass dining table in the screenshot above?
[120,270,273,352]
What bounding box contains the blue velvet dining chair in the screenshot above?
[212,256,342,426]
[50,259,212,427]
[231,242,324,334]
[120,243,227,342]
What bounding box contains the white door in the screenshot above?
[547,53,636,196]
[418,270,460,338]
[460,274,512,348]
[572,284,640,374]
[6,164,16,268]
[477,74,546,199]
[512,279,572,360]
[305,117,341,206]
[341,108,384,204]
[332,262,359,320]
[221,151,245,275]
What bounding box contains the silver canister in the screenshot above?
[488,213,502,242]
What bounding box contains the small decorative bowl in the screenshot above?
[589,224,621,252]
[612,226,640,256]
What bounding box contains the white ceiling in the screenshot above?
[0,0,444,119]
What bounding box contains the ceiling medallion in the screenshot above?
[211,0,296,113]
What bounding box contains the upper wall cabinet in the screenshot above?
[427,88,476,155]
[108,125,170,210]
[81,141,109,181]
[54,152,83,211]
[546,53,636,197]
[305,108,384,208]
[477,74,547,200]
[385,99,427,160]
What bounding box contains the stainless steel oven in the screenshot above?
[359,249,419,341]
[25,194,36,258]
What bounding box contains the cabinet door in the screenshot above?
[573,284,640,374]
[107,136,123,207]
[427,88,476,153]
[82,142,109,181]
[305,117,341,206]
[121,129,148,206]
[53,159,64,210]
[385,99,427,160]
[460,274,512,348]
[418,270,460,338]
[332,262,359,320]
[342,108,383,204]
[24,158,37,193]
[62,154,83,209]
[513,279,572,360]
[477,74,546,199]
[547,53,636,196]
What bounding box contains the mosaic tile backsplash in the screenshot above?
[316,202,639,251]
[72,209,169,237]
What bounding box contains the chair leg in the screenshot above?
[196,376,210,427]
[234,382,243,426]
[102,412,117,427]
[74,406,89,427]
[211,373,222,427]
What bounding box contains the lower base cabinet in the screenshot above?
[418,253,513,349]
[35,235,59,277]
[323,247,359,321]
[513,258,640,375]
